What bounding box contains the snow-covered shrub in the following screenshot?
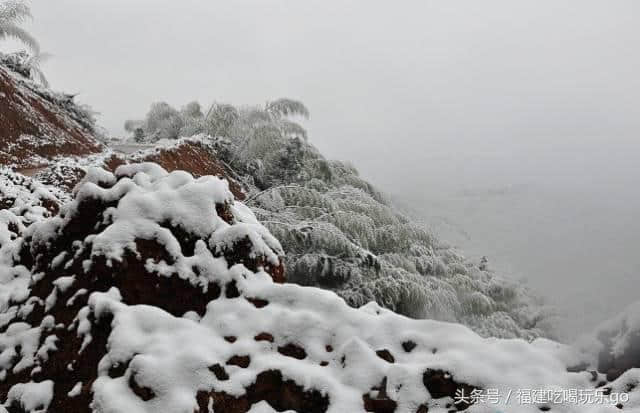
[123,98,549,339]
[213,127,548,338]
[124,98,309,147]
[204,103,239,137]
[0,49,48,86]
[179,100,205,136]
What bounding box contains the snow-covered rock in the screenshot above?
[0,168,62,241]
[1,163,283,412]
[1,164,639,412]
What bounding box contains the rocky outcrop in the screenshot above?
[0,64,103,169]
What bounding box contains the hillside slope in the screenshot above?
[0,55,103,169]
[27,134,548,340]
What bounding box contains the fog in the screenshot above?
[26,0,640,339]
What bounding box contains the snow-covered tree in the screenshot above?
[144,102,184,140]
[181,100,203,118]
[203,102,549,340]
[0,0,38,53]
[0,2,51,86]
[125,97,309,146]
[179,101,204,136]
[204,103,239,137]
[125,102,186,142]
[266,98,310,119]
[133,127,145,143]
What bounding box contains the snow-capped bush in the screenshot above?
[217,132,548,339]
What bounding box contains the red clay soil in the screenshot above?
[130,140,247,199]
[34,140,247,199]
[0,66,103,169]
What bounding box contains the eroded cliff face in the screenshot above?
[0,64,103,169]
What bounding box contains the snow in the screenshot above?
[24,164,282,284]
[78,271,639,412]
[68,382,82,397]
[210,223,281,265]
[6,380,54,412]
[248,401,295,413]
[0,322,42,373]
[52,275,75,293]
[84,164,233,265]
[0,168,62,224]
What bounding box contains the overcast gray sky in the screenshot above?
[26,1,639,173]
[16,0,640,336]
